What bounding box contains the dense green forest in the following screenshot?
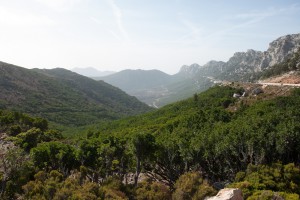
[1,85,300,199]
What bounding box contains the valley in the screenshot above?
[97,33,300,108]
[1,32,300,199]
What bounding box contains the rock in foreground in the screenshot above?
[206,188,243,200]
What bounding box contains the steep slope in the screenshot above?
[0,62,152,126]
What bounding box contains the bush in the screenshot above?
[172,172,216,200]
[136,179,171,200]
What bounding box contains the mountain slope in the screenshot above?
[0,62,152,126]
[100,69,177,106]
[99,68,217,107]
[100,69,172,92]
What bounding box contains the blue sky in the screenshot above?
[0,0,299,74]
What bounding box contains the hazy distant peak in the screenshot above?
[100,68,172,92]
[179,63,200,74]
[71,67,115,77]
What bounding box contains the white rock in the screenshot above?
[205,188,243,200]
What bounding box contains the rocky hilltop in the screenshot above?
[180,33,300,81]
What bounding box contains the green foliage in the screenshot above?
[136,179,171,200]
[100,177,129,200]
[32,117,48,131]
[3,85,300,199]
[0,148,34,199]
[16,128,43,151]
[130,132,156,186]
[76,135,130,181]
[247,190,299,200]
[230,163,300,198]
[22,170,106,200]
[172,172,216,200]
[131,133,156,160]
[9,124,21,136]
[88,86,300,184]
[30,141,78,172]
[0,110,43,135]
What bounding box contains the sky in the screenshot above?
[0,0,300,74]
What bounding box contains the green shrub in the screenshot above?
[172,172,216,200]
[136,179,171,200]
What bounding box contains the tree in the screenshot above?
[30,141,78,175]
[172,172,216,200]
[131,133,156,187]
[0,148,33,199]
[16,128,43,151]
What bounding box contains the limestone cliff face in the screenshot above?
[178,33,300,81]
[179,63,201,78]
[267,34,300,66]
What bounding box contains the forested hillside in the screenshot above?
[1,85,300,199]
[0,62,152,127]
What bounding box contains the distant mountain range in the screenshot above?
[71,67,115,77]
[1,33,299,114]
[99,33,300,107]
[0,63,152,127]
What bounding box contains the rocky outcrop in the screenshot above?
[179,63,202,78]
[267,34,300,66]
[178,33,300,81]
[206,188,243,200]
[223,33,300,76]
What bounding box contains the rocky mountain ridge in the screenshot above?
[181,33,300,81]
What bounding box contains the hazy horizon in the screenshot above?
[1,0,300,74]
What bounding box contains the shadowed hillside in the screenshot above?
[0,62,152,127]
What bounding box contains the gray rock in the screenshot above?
[206,188,243,200]
[252,88,264,95]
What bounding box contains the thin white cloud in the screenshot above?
[106,0,130,42]
[90,16,102,25]
[230,3,300,26]
[179,18,202,41]
[175,4,300,47]
[90,16,122,41]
